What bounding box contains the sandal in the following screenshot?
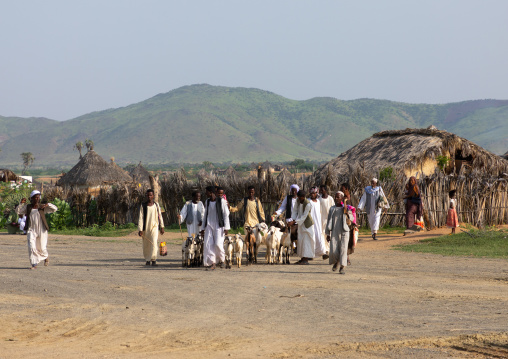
[44,258,49,266]
[332,263,338,271]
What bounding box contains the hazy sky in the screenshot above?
[1,0,507,121]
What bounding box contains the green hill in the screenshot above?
[0,84,507,167]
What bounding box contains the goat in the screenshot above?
[253,222,269,264]
[224,236,234,269]
[193,234,203,267]
[244,226,256,264]
[279,228,292,264]
[266,226,283,264]
[182,236,196,268]
[233,233,244,268]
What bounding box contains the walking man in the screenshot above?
[178,191,204,237]
[16,191,58,269]
[138,189,165,266]
[200,186,230,270]
[326,191,354,274]
[230,185,265,231]
[290,190,315,265]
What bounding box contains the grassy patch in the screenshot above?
[394,228,508,259]
[51,223,137,237]
[359,225,405,235]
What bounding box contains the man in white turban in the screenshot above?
[16,190,58,269]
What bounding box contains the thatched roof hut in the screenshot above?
[0,168,19,182]
[314,127,508,186]
[129,162,151,184]
[503,151,508,161]
[56,150,133,190]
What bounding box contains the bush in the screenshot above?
[46,198,73,230]
[379,166,394,182]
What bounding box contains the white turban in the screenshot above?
[30,190,41,198]
[336,191,345,197]
[372,178,378,183]
[290,184,300,193]
[309,187,318,194]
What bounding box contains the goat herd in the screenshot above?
[181,220,295,269]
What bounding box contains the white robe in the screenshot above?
[179,201,204,237]
[358,186,385,234]
[294,201,315,259]
[275,196,298,223]
[16,203,58,266]
[319,195,334,251]
[309,199,327,257]
[201,199,230,266]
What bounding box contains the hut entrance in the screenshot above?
[454,150,473,173]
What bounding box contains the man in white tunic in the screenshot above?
[309,187,328,259]
[290,190,315,265]
[16,191,58,269]
[358,178,386,240]
[273,184,300,249]
[326,191,354,274]
[178,191,204,237]
[319,185,334,251]
[138,189,165,266]
[200,186,230,270]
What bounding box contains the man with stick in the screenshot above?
[138,189,164,266]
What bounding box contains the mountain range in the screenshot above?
[0,84,507,167]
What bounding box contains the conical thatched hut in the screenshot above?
[56,150,133,192]
[311,127,508,228]
[0,168,19,182]
[314,127,508,185]
[129,162,151,184]
[503,151,508,161]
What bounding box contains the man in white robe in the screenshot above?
[358,178,386,240]
[318,185,334,251]
[200,186,230,270]
[290,190,315,265]
[309,187,328,258]
[326,191,354,274]
[178,191,204,237]
[273,184,300,250]
[138,189,165,266]
[16,191,58,269]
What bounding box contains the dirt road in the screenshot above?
[0,229,507,358]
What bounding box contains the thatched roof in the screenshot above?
[313,127,508,184]
[129,162,151,184]
[57,150,133,187]
[503,151,508,161]
[0,168,19,182]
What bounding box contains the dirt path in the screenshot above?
[0,228,507,358]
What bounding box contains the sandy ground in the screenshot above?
[0,228,507,359]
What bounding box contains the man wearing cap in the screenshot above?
[16,191,58,269]
[273,184,300,248]
[326,191,354,274]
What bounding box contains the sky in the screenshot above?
[1,0,507,121]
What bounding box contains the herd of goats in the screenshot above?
[181,220,294,268]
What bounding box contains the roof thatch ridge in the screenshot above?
[57,150,133,186]
[129,162,151,183]
[313,127,508,185]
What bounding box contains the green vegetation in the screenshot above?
[393,227,508,258]
[0,182,32,228]
[379,166,395,182]
[51,222,138,237]
[436,155,451,171]
[1,85,507,166]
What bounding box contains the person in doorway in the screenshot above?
[446,189,459,234]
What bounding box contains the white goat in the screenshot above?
[233,233,244,268]
[266,226,283,264]
[253,222,269,264]
[224,236,234,269]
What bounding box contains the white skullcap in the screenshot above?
[372,178,378,183]
[336,191,345,197]
[30,190,41,198]
[290,184,300,192]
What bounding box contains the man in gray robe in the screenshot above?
[325,191,354,274]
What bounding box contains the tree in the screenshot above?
[202,161,213,169]
[73,141,84,159]
[85,139,94,152]
[21,152,35,175]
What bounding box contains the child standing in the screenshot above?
[446,190,459,234]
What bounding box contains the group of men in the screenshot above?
[167,184,354,273]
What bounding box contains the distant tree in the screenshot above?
[21,152,35,175]
[85,139,94,152]
[73,141,84,159]
[202,161,213,169]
